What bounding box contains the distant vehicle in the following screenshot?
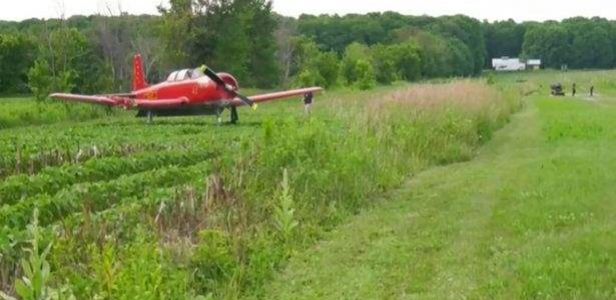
[551,83,565,96]
[51,54,323,124]
[492,57,526,71]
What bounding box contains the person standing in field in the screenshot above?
[303,91,314,115]
[590,86,595,97]
[572,83,577,96]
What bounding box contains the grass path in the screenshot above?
[258,96,616,299]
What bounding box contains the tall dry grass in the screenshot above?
[377,80,501,112]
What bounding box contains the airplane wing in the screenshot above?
[231,87,323,107]
[50,93,118,106]
[50,93,190,110]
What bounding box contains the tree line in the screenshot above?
[1,3,616,96]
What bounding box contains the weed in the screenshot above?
[273,169,299,244]
[0,209,56,300]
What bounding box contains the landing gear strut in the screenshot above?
[215,107,223,125]
[230,106,239,124]
[146,110,153,124]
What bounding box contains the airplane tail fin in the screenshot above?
[132,54,149,91]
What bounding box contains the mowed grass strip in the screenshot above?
[259,95,616,298]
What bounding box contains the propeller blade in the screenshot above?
[201,66,226,86]
[234,92,257,109]
[200,65,257,109]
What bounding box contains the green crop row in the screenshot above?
[0,128,227,178]
[0,160,213,230]
[0,149,216,206]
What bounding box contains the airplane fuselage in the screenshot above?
[134,73,238,107]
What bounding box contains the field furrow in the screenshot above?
[0,149,215,205]
[0,160,213,230]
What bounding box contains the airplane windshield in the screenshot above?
[166,68,205,82]
[191,68,205,79]
[166,71,178,82]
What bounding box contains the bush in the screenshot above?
[28,60,75,101]
[296,69,324,87]
[355,59,377,90]
[341,43,377,89]
[313,52,340,87]
[292,37,340,88]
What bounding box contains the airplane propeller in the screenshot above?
[200,65,258,110]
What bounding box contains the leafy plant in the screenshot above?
[273,169,299,243]
[0,209,56,300]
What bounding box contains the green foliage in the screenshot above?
[563,17,614,69]
[292,37,339,88]
[88,234,191,299]
[0,97,117,130]
[26,26,112,100]
[296,69,324,88]
[273,169,299,243]
[371,44,399,84]
[372,42,422,84]
[161,0,280,88]
[246,0,281,88]
[394,42,422,81]
[191,230,239,295]
[484,19,526,64]
[27,60,74,101]
[0,150,213,206]
[157,0,193,69]
[395,30,467,78]
[431,15,487,75]
[4,11,616,96]
[0,209,61,300]
[354,60,377,90]
[341,43,375,88]
[0,33,35,94]
[312,52,341,87]
[446,37,475,76]
[523,23,572,69]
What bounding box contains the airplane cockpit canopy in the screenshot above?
[166,68,205,82]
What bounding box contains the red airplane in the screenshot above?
[51,54,322,123]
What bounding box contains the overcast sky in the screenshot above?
[1,0,615,22]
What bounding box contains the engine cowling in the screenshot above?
[217,73,239,91]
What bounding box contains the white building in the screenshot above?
[492,57,542,71]
[526,59,542,70]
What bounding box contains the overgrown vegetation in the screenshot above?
[0,98,123,129]
[0,81,520,298]
[260,70,616,299]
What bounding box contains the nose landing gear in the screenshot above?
[230,106,239,124]
[215,106,239,125]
